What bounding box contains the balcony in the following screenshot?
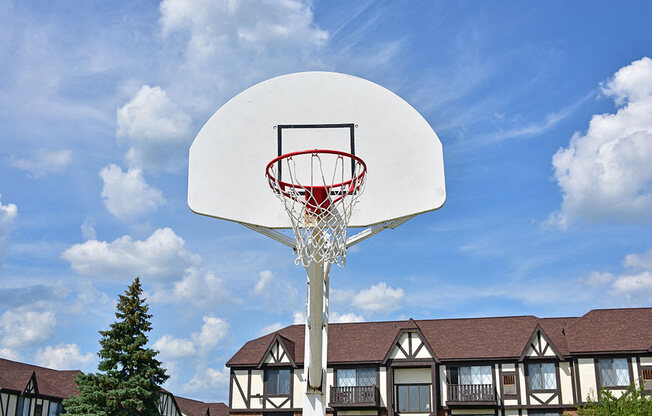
[447,384,497,405]
[329,385,379,408]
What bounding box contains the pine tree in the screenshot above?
[64,278,169,416]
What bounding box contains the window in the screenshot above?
[48,402,63,416]
[599,358,630,387]
[16,398,31,416]
[337,368,376,386]
[450,366,492,385]
[34,404,43,416]
[643,367,652,390]
[529,413,560,416]
[396,384,430,412]
[266,369,291,395]
[502,373,516,395]
[528,362,556,390]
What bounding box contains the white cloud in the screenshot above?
[581,246,652,304]
[153,316,230,397]
[0,195,18,263]
[150,267,233,309]
[80,219,96,240]
[99,164,165,220]
[582,271,615,287]
[191,316,229,355]
[293,310,305,324]
[34,344,94,371]
[258,322,283,336]
[116,85,192,173]
[330,311,365,323]
[350,282,405,313]
[10,149,72,178]
[184,366,230,393]
[158,0,328,114]
[153,334,196,360]
[160,0,327,58]
[252,270,299,312]
[61,227,201,281]
[623,247,652,270]
[550,57,652,226]
[0,348,21,361]
[611,272,652,295]
[0,308,56,348]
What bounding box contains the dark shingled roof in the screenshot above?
[567,308,652,353]
[0,358,80,398]
[226,308,651,366]
[175,395,229,416]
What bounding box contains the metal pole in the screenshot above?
[303,228,328,416]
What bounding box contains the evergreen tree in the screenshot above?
[64,278,169,416]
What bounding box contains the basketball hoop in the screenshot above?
[266,149,367,267]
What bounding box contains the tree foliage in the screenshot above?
[566,381,652,416]
[63,278,169,416]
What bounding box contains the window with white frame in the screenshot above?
[449,365,492,385]
[337,368,376,386]
[528,362,556,390]
[599,358,630,387]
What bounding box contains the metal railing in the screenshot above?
[447,384,496,402]
[330,385,379,406]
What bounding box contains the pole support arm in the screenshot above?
[345,215,415,248]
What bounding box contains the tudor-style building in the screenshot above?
[226,307,652,416]
[0,358,228,416]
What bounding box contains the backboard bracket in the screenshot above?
[241,223,296,249]
[345,215,416,248]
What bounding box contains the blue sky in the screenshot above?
[1,0,651,403]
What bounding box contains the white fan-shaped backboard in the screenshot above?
[188,72,445,228]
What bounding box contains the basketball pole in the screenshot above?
[303,228,329,416]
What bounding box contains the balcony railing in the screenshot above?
[329,385,379,407]
[447,384,496,403]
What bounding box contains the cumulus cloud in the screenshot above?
[582,246,652,304]
[80,219,97,240]
[624,247,652,270]
[330,311,365,323]
[150,267,233,309]
[0,195,18,263]
[61,227,201,281]
[0,348,21,361]
[116,85,192,173]
[153,316,229,396]
[158,0,328,113]
[99,164,165,220]
[10,149,73,178]
[192,316,229,355]
[258,322,284,336]
[184,366,230,394]
[0,308,56,348]
[34,344,94,371]
[550,57,652,227]
[350,282,405,313]
[253,270,299,312]
[153,334,196,360]
[293,310,305,324]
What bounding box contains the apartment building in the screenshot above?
[226,307,651,416]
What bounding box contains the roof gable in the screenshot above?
[258,333,297,368]
[519,323,564,361]
[383,321,439,363]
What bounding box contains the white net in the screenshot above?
[266,150,367,268]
